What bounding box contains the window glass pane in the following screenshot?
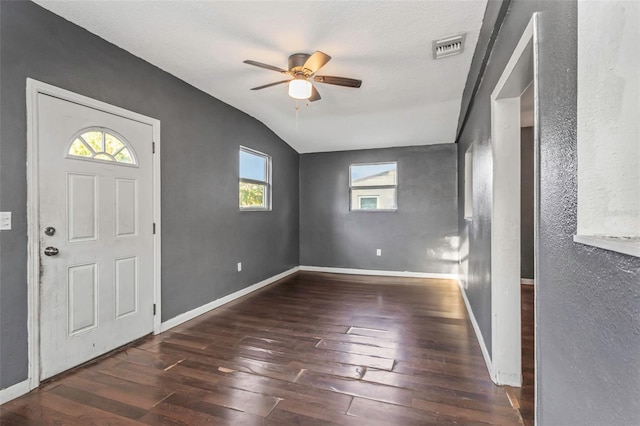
[240,150,267,181]
[105,133,125,155]
[239,182,266,208]
[69,139,92,157]
[67,129,138,166]
[83,131,103,153]
[114,148,134,164]
[351,163,397,187]
[351,188,396,210]
[94,153,113,161]
[359,196,379,210]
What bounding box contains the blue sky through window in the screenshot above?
[351,163,396,181]
[240,149,267,181]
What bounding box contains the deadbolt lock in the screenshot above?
[44,226,56,236]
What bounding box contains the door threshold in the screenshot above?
[39,333,152,386]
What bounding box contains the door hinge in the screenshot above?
[153,303,156,315]
[152,142,156,154]
[153,223,156,234]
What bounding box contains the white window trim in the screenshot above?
[573,235,640,258]
[349,161,398,212]
[239,146,272,211]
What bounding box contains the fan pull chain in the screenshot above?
[295,100,299,131]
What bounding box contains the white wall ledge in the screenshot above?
[574,235,640,258]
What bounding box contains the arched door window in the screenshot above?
[67,128,137,166]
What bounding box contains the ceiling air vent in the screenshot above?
[432,33,466,59]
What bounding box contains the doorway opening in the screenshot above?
[489,14,538,414]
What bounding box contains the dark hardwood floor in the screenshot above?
[0,272,525,425]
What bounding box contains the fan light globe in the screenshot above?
[288,79,312,100]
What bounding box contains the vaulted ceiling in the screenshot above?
[34,1,488,153]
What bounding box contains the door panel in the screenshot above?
[68,263,98,335]
[38,93,154,380]
[114,178,137,238]
[67,173,98,242]
[115,256,138,318]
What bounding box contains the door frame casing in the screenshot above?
[489,14,539,387]
[25,79,162,390]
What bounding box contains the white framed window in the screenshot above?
[350,162,397,211]
[464,144,473,219]
[239,146,271,210]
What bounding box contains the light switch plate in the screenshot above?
[0,212,11,230]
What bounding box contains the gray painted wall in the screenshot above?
[521,127,534,280]
[458,0,640,423]
[0,1,299,389]
[300,145,458,274]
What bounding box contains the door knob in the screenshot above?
[44,247,59,256]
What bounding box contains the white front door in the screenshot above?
[37,93,155,379]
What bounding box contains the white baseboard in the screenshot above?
[299,265,458,280]
[521,278,535,285]
[159,267,299,333]
[0,379,31,405]
[457,280,494,381]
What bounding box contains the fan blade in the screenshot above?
[303,51,331,75]
[250,80,290,90]
[243,60,288,74]
[313,75,362,88]
[308,85,321,102]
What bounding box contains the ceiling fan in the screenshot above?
[243,51,362,102]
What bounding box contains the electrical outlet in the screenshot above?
[237,262,242,272]
[0,212,11,231]
[376,249,382,256]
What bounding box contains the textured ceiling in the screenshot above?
[34,1,488,153]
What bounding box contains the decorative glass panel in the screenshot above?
[69,138,92,157]
[105,133,125,155]
[114,148,133,163]
[67,128,137,166]
[83,131,103,153]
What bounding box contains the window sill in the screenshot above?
[573,235,640,258]
[350,209,398,213]
[240,208,272,212]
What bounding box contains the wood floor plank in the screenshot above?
[0,271,528,425]
[50,384,148,420]
[268,398,389,426]
[347,396,489,426]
